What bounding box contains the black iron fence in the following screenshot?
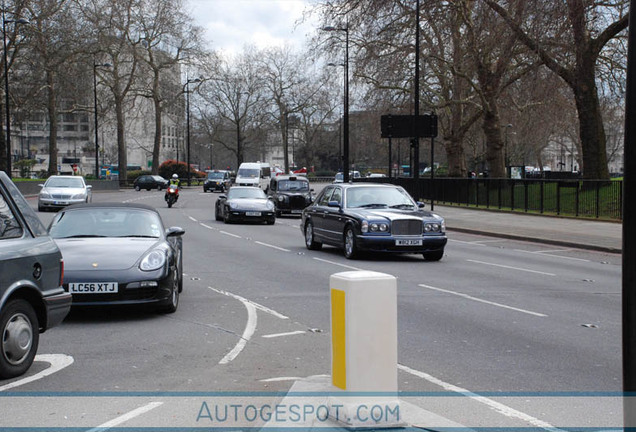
[359,177,623,220]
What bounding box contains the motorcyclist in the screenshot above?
[166,174,180,204]
[169,174,180,188]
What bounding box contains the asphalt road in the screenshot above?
[0,187,623,430]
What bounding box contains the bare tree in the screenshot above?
[484,0,628,179]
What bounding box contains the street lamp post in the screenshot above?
[185,77,200,186]
[93,60,111,179]
[2,10,27,178]
[323,23,349,183]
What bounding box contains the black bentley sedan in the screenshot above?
[48,203,185,313]
[267,175,313,216]
[301,183,447,260]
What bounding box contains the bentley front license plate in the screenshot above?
[69,282,118,294]
[245,211,262,217]
[395,239,423,246]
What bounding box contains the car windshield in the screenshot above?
[345,186,415,209]
[49,208,163,239]
[237,168,259,178]
[45,177,84,188]
[207,172,225,179]
[278,180,309,191]
[335,173,343,181]
[228,188,266,199]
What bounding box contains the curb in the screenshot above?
[447,226,622,254]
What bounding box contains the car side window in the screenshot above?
[331,188,342,205]
[0,191,23,240]
[317,187,334,206]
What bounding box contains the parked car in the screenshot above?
[333,171,362,183]
[133,175,169,191]
[267,175,314,217]
[215,186,276,225]
[301,183,447,260]
[47,203,185,313]
[38,175,92,211]
[203,170,231,193]
[0,171,72,379]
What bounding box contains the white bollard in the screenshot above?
[328,270,403,428]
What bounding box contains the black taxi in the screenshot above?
[267,175,314,216]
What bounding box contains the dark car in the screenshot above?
[0,171,72,379]
[301,183,447,260]
[133,175,169,191]
[215,186,276,225]
[267,175,314,217]
[204,170,231,193]
[48,203,185,313]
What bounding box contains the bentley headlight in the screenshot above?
[424,222,442,233]
[364,221,389,233]
[140,250,166,271]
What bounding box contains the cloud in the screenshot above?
[186,0,315,56]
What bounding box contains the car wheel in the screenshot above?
[304,221,322,251]
[38,205,44,212]
[423,250,444,261]
[134,185,140,191]
[266,218,275,225]
[146,188,151,191]
[223,209,231,224]
[0,299,39,379]
[161,272,180,314]
[275,210,281,217]
[177,248,184,292]
[343,226,359,259]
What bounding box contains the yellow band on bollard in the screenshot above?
[331,288,346,390]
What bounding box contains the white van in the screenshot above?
[235,162,269,189]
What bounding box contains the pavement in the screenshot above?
[434,203,622,253]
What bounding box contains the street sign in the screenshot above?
[381,114,438,138]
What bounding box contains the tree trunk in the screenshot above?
[483,108,506,178]
[152,96,161,175]
[445,136,467,177]
[116,97,127,183]
[572,69,608,179]
[0,101,6,173]
[46,70,58,176]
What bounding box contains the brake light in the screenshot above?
[59,259,64,286]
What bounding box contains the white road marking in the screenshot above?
[0,354,74,392]
[398,364,562,432]
[467,259,556,276]
[259,376,303,382]
[312,257,363,271]
[219,301,257,365]
[86,402,164,431]
[220,230,242,238]
[262,330,306,339]
[398,364,563,432]
[255,241,290,252]
[448,239,486,246]
[188,216,198,222]
[200,223,214,230]
[208,287,289,319]
[514,249,591,262]
[419,284,548,317]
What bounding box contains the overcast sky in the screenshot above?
[186,0,317,56]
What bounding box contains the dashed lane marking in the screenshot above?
[466,259,556,276]
[419,284,548,317]
[86,402,164,431]
[312,257,363,271]
[262,330,306,339]
[255,241,291,252]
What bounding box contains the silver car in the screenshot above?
[38,175,92,211]
[1,171,72,379]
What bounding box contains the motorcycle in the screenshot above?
[165,184,179,208]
